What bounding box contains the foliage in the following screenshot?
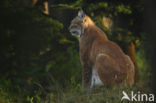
[0,0,81,102]
[0,0,153,103]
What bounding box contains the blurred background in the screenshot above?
[0,0,156,103]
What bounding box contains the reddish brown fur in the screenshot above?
[69,13,135,91]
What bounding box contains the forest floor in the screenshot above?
[0,51,152,103]
[40,51,152,103]
[41,81,151,103]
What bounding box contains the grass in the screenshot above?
[40,85,150,103]
[0,50,152,103]
[37,50,152,103]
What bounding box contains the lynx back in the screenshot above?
[69,10,135,91]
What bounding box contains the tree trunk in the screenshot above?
[32,0,49,15]
[32,0,38,6]
[126,41,139,83]
[43,0,49,15]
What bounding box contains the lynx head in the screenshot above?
[69,10,94,37]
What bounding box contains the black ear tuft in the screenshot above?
[78,9,85,20]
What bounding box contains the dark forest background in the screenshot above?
[0,0,156,103]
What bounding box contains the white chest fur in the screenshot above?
[91,66,104,88]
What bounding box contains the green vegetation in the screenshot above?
[0,0,153,103]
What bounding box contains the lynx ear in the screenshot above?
[78,9,85,21]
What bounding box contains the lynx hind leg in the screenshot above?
[125,55,135,86]
[95,54,123,86]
